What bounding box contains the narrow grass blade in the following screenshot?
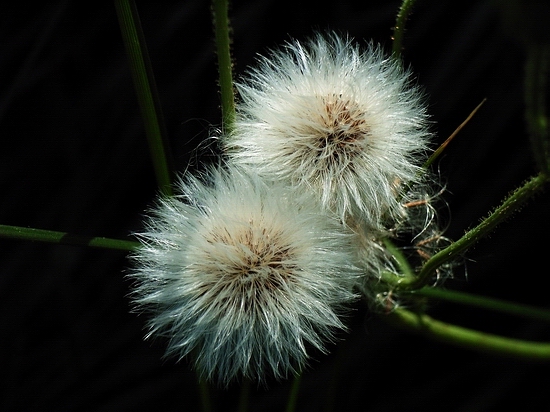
[115,0,173,197]
[0,224,139,251]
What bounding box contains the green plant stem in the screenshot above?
[285,373,302,412]
[115,0,173,197]
[525,44,550,175]
[389,307,550,360]
[409,287,550,323]
[0,224,138,251]
[398,173,548,290]
[212,0,236,133]
[392,0,417,57]
[381,238,415,279]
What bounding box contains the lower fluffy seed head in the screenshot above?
[224,32,432,229]
[130,165,360,384]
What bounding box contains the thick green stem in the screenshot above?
[409,287,550,323]
[392,0,418,57]
[398,173,548,290]
[115,0,173,197]
[212,0,236,133]
[389,307,550,360]
[0,224,138,251]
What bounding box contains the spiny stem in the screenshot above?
[115,0,173,197]
[398,173,548,290]
[392,0,418,57]
[389,307,550,360]
[0,224,139,251]
[212,0,236,133]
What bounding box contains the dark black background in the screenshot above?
[1,1,549,411]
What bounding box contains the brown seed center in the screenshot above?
[313,95,369,154]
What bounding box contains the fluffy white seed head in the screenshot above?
[129,165,360,384]
[224,32,432,229]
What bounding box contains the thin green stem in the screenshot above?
[382,238,415,279]
[392,0,418,57]
[115,0,173,197]
[212,0,236,133]
[399,173,548,290]
[525,45,550,175]
[389,307,550,360]
[409,287,550,323]
[0,224,138,251]
[285,373,302,412]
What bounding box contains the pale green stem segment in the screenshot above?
[0,224,139,251]
[285,373,302,412]
[392,0,417,57]
[389,307,550,360]
[381,238,415,278]
[398,173,548,290]
[115,0,173,197]
[409,287,550,323]
[525,45,549,176]
[212,0,236,133]
[381,263,550,324]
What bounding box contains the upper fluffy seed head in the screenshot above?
[224,32,432,228]
[130,165,360,384]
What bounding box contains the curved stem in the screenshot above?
[382,238,415,279]
[388,307,550,360]
[398,173,548,290]
[0,224,139,251]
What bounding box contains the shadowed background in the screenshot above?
[1,1,549,410]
